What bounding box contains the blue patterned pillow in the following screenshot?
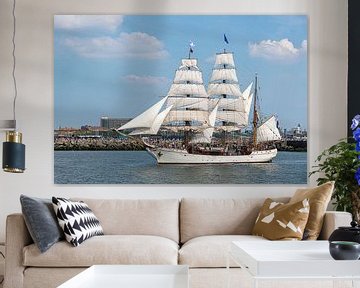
[20,195,64,253]
[52,197,104,246]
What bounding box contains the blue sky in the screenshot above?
[54,15,307,130]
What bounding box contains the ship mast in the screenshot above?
[162,44,209,145]
[185,44,192,145]
[207,52,245,132]
[252,73,258,147]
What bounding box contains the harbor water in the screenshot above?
[54,151,307,184]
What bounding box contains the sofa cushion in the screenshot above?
[180,198,289,243]
[24,268,86,288]
[252,198,310,240]
[290,181,334,240]
[72,198,179,243]
[20,195,64,253]
[23,235,179,267]
[52,197,104,247]
[179,235,267,268]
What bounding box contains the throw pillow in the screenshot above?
[52,197,104,247]
[252,198,310,240]
[20,195,64,253]
[289,181,334,240]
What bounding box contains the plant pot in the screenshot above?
[329,221,360,244]
[329,241,360,260]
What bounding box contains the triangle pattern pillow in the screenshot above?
[52,197,104,247]
[252,198,310,240]
[289,181,334,240]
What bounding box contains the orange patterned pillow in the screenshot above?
[252,198,310,240]
[290,181,334,240]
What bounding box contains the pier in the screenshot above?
[54,137,145,151]
[54,136,306,152]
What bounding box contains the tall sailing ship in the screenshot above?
[117,43,281,164]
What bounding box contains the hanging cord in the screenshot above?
[11,0,18,127]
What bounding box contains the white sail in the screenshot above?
[257,115,282,143]
[118,96,168,130]
[215,126,242,132]
[244,93,253,122]
[244,92,253,112]
[240,83,254,125]
[180,59,198,69]
[163,57,210,129]
[209,103,218,127]
[209,98,245,112]
[190,104,218,144]
[168,83,208,98]
[174,70,203,84]
[208,83,242,98]
[242,82,253,100]
[208,51,252,129]
[210,69,238,83]
[166,97,208,111]
[214,53,235,68]
[129,105,173,136]
[164,110,209,124]
[216,110,248,127]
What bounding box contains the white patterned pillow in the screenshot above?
[52,197,104,246]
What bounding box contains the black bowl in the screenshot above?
[329,241,360,260]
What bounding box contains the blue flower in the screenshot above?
[353,128,360,142]
[352,115,360,130]
[352,115,360,187]
[356,168,360,186]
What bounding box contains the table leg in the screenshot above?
[226,250,230,288]
[252,278,258,288]
[352,279,360,288]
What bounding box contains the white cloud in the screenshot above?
[121,75,169,85]
[301,40,307,51]
[54,15,123,32]
[249,38,307,61]
[63,32,169,59]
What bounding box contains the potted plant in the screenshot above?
[310,115,360,222]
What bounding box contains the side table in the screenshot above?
[227,240,360,288]
[58,265,189,288]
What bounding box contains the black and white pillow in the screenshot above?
[52,197,104,247]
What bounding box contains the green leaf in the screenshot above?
[310,139,360,217]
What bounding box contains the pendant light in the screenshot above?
[1,0,25,173]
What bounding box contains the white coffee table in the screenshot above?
[58,265,189,288]
[228,241,360,288]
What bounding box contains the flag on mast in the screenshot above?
[224,34,229,44]
[189,41,195,53]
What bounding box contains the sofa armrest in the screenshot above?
[318,211,352,240]
[4,213,33,288]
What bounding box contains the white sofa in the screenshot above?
[4,198,352,288]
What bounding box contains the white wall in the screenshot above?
[0,0,348,242]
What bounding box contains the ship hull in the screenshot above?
[146,147,277,164]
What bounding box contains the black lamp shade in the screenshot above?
[3,141,25,173]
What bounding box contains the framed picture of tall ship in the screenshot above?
[54,15,307,184]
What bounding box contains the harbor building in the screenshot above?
[100,117,132,129]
